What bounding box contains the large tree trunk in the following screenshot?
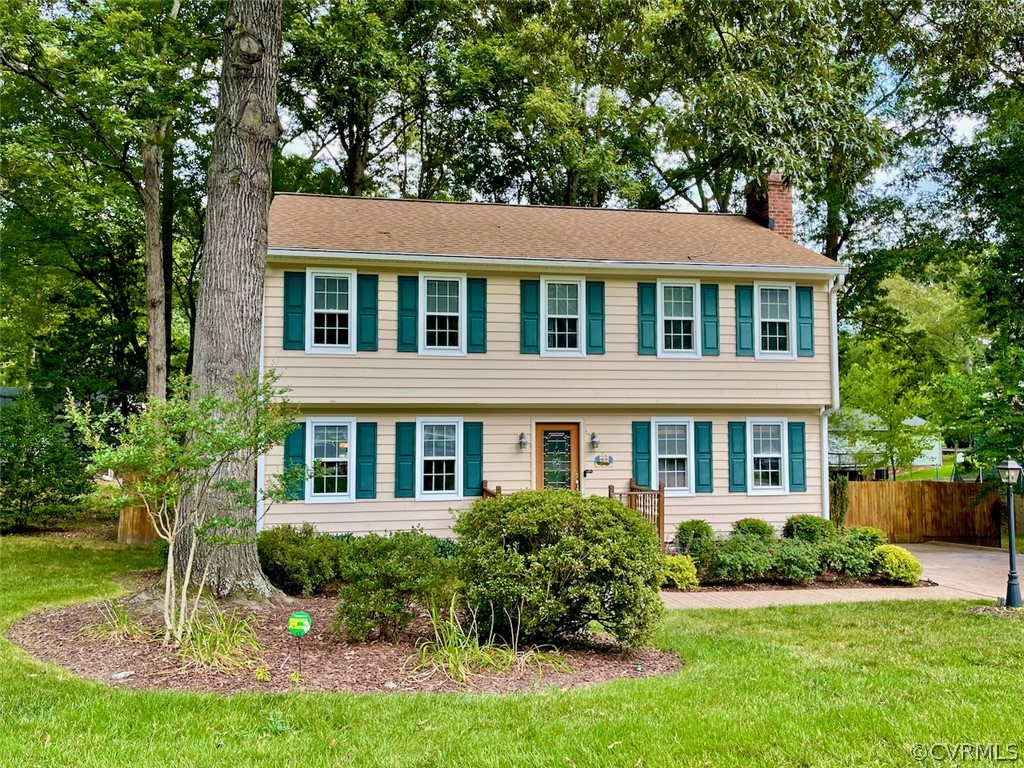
[175,0,284,597]
[141,124,168,401]
[162,121,175,383]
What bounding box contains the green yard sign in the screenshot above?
[288,611,312,637]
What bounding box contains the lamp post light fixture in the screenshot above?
[996,457,1022,609]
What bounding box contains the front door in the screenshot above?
[535,423,580,490]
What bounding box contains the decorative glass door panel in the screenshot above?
[535,423,580,490]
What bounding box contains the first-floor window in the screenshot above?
[750,419,785,491]
[418,419,461,497]
[308,419,354,499]
[653,419,693,493]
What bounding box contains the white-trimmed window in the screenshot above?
[306,269,356,354]
[420,274,466,355]
[652,418,695,495]
[657,280,701,357]
[416,417,463,500]
[541,278,585,355]
[747,417,788,494]
[754,283,795,359]
[306,418,355,502]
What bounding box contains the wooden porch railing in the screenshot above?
[481,480,502,498]
[609,478,666,547]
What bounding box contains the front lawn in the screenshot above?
[1,535,1022,767]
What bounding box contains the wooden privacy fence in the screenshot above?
[845,481,1001,547]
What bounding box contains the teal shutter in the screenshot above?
[637,282,657,355]
[467,278,487,353]
[788,421,807,491]
[357,274,378,351]
[728,421,747,492]
[520,279,540,354]
[397,276,418,352]
[283,272,305,350]
[632,421,652,488]
[283,423,306,500]
[355,422,377,499]
[463,421,484,496]
[695,421,713,493]
[735,285,754,357]
[701,283,720,356]
[395,422,416,498]
[796,286,814,357]
[585,281,605,354]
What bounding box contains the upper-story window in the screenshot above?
[306,417,355,502]
[542,278,585,356]
[307,269,356,354]
[755,283,795,359]
[652,418,695,495]
[748,417,788,493]
[416,417,462,500]
[658,280,701,358]
[420,274,466,355]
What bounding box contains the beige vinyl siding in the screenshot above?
[262,408,823,539]
[264,264,833,407]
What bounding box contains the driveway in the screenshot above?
[663,542,1011,610]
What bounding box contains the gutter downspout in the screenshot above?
[256,291,267,533]
[820,274,845,520]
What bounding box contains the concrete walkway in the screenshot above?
[663,542,1011,610]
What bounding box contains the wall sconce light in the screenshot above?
[590,432,600,449]
[518,432,528,450]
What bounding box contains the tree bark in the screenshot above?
[162,121,175,382]
[175,0,284,597]
[141,123,168,401]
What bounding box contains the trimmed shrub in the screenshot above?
[708,534,773,583]
[783,514,834,544]
[676,520,716,571]
[845,526,888,550]
[427,535,458,559]
[663,554,699,591]
[818,538,870,578]
[257,524,346,596]
[453,490,664,647]
[871,545,923,585]
[771,538,820,584]
[732,517,776,542]
[334,530,447,641]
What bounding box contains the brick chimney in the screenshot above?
[745,173,793,239]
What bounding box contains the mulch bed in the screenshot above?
[7,587,683,695]
[679,577,936,593]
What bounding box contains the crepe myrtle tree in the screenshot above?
[67,372,305,645]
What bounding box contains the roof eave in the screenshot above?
[265,247,849,277]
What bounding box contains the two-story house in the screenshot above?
[258,177,847,542]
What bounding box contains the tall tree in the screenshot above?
[0,0,219,399]
[176,0,285,597]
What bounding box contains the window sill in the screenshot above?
[305,494,355,504]
[657,351,701,360]
[414,493,464,503]
[746,488,789,497]
[418,348,467,357]
[664,489,695,498]
[304,346,357,356]
[540,349,586,358]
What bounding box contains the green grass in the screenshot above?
[897,454,956,481]
[2,535,1023,767]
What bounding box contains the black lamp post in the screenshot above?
[996,457,1022,609]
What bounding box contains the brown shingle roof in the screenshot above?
[268,194,841,270]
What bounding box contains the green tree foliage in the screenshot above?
[834,345,939,477]
[0,392,94,525]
